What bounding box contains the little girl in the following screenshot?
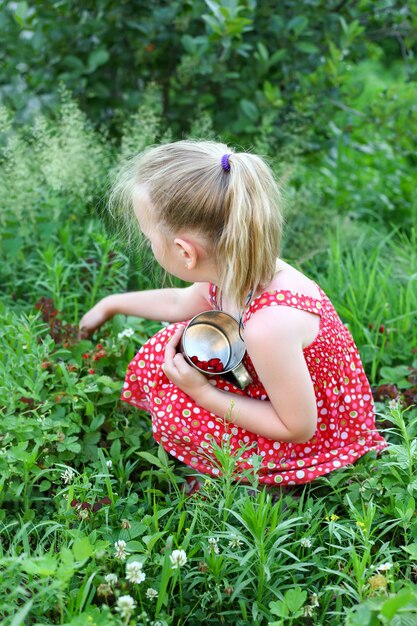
[79,140,387,486]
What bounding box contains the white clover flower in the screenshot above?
[377,562,393,572]
[146,587,159,599]
[303,605,314,617]
[61,467,75,484]
[169,549,187,569]
[106,459,113,469]
[228,534,243,549]
[126,561,146,584]
[300,537,313,548]
[310,593,320,608]
[105,573,118,586]
[114,539,128,560]
[79,509,89,521]
[208,537,220,554]
[115,594,136,619]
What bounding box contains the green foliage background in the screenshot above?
[1,2,417,625]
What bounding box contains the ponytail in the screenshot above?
[216,152,283,308]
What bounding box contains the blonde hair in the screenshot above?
[109,139,284,308]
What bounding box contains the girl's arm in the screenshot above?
[79,282,210,338]
[163,307,318,443]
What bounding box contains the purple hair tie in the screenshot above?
[221,153,231,172]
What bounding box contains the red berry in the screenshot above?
[70,498,79,507]
[88,368,95,375]
[82,353,90,359]
[190,355,199,364]
[379,325,385,333]
[96,344,103,350]
[215,363,223,372]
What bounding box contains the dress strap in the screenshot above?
[244,286,324,325]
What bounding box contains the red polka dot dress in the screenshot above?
[120,282,388,486]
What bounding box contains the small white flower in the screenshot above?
[106,459,113,468]
[388,397,402,411]
[303,605,314,617]
[105,573,118,586]
[169,549,187,569]
[146,587,159,599]
[228,534,243,549]
[117,328,135,340]
[115,594,136,619]
[377,562,393,572]
[300,537,313,548]
[126,561,146,584]
[114,539,128,560]
[79,509,89,520]
[208,537,220,554]
[309,592,320,607]
[61,467,75,484]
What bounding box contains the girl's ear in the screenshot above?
[174,237,198,270]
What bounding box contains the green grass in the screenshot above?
[1,97,417,626]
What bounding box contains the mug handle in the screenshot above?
[229,362,253,390]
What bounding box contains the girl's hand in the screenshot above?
[78,297,113,340]
[162,325,211,401]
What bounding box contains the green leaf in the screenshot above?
[87,49,110,73]
[287,15,309,35]
[10,599,34,626]
[136,451,164,468]
[284,587,307,613]
[269,49,287,66]
[347,604,372,626]
[110,438,121,462]
[72,537,94,561]
[142,531,166,552]
[257,41,269,62]
[401,543,417,560]
[379,590,416,620]
[13,2,29,27]
[269,600,288,617]
[157,444,170,467]
[21,556,57,577]
[295,41,319,54]
[379,365,411,387]
[125,540,144,552]
[240,99,259,122]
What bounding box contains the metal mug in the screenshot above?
[180,310,253,390]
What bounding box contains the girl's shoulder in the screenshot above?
[262,259,322,301]
[244,260,324,350]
